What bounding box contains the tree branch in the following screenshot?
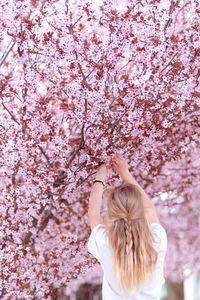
[1,102,20,125]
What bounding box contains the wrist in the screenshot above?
[95,176,106,182]
[121,170,131,181]
[93,179,105,187]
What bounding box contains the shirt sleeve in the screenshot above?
[151,223,168,252]
[87,223,106,262]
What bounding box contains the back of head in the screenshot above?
[105,183,158,293]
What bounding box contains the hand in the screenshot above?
[96,163,109,182]
[111,153,129,179]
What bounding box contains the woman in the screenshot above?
[87,153,167,300]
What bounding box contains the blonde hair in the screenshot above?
[104,183,158,293]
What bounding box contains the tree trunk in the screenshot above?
[164,278,184,300]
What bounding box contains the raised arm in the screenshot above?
[111,153,160,224]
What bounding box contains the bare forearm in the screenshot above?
[121,171,154,209]
[88,182,103,215]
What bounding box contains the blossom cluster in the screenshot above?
[0,0,200,298]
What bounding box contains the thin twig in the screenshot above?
[1,102,20,125]
[38,145,52,167]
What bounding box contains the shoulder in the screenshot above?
[88,224,107,244]
[150,223,168,252]
[87,224,108,260]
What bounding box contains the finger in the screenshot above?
[116,153,123,159]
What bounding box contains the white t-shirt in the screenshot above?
[87,223,167,300]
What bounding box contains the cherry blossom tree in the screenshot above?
[0,0,200,298]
